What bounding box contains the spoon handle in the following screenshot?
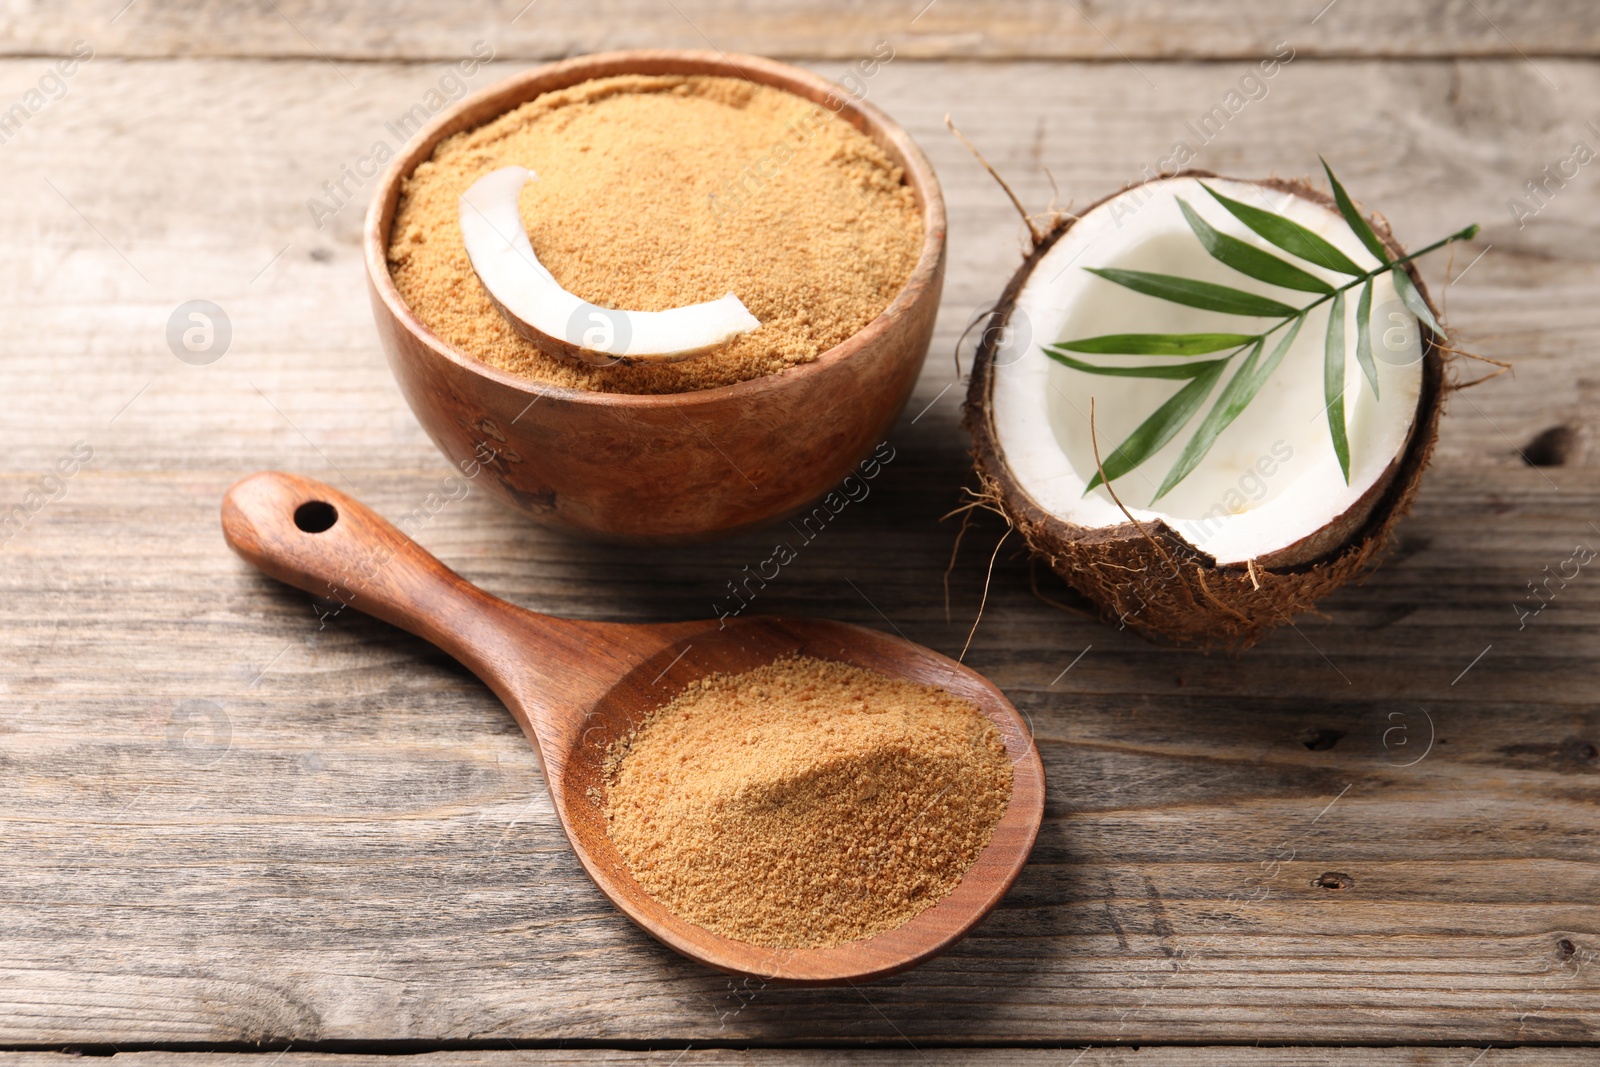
[221,470,569,709]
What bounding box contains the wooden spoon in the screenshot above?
[222,470,1044,984]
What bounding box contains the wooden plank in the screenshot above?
[0,55,1598,1046]
[4,0,1599,61]
[3,1051,1599,1066]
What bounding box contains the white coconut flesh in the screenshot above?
[458,166,761,364]
[990,176,1423,566]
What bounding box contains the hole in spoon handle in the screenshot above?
[220,470,518,670]
[293,499,338,533]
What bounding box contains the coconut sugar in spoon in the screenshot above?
[222,471,1044,984]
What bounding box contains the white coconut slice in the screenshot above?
[966,172,1451,648]
[458,166,761,366]
[992,176,1421,566]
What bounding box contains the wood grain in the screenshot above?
[3,1053,1600,1067]
[4,0,1599,61]
[0,50,1598,1046]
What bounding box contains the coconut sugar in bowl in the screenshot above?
[365,50,945,540]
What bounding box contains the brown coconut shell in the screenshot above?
[964,170,1447,650]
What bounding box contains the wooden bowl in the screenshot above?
[363,50,946,541]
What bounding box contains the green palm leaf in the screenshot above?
[1044,349,1228,379]
[1087,268,1298,318]
[1252,313,1307,390]
[1048,333,1257,356]
[1321,158,1390,266]
[1153,314,1307,501]
[1151,340,1264,503]
[1354,278,1379,398]
[1049,161,1476,497]
[1199,182,1364,276]
[1177,200,1334,294]
[1391,267,1442,336]
[1085,358,1228,493]
[1324,290,1350,483]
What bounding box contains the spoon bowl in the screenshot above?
[222,471,1044,984]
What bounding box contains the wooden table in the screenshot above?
[3,2,1598,1062]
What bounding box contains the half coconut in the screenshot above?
[965,170,1449,649]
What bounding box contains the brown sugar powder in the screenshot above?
[387,75,924,394]
[602,657,1013,949]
